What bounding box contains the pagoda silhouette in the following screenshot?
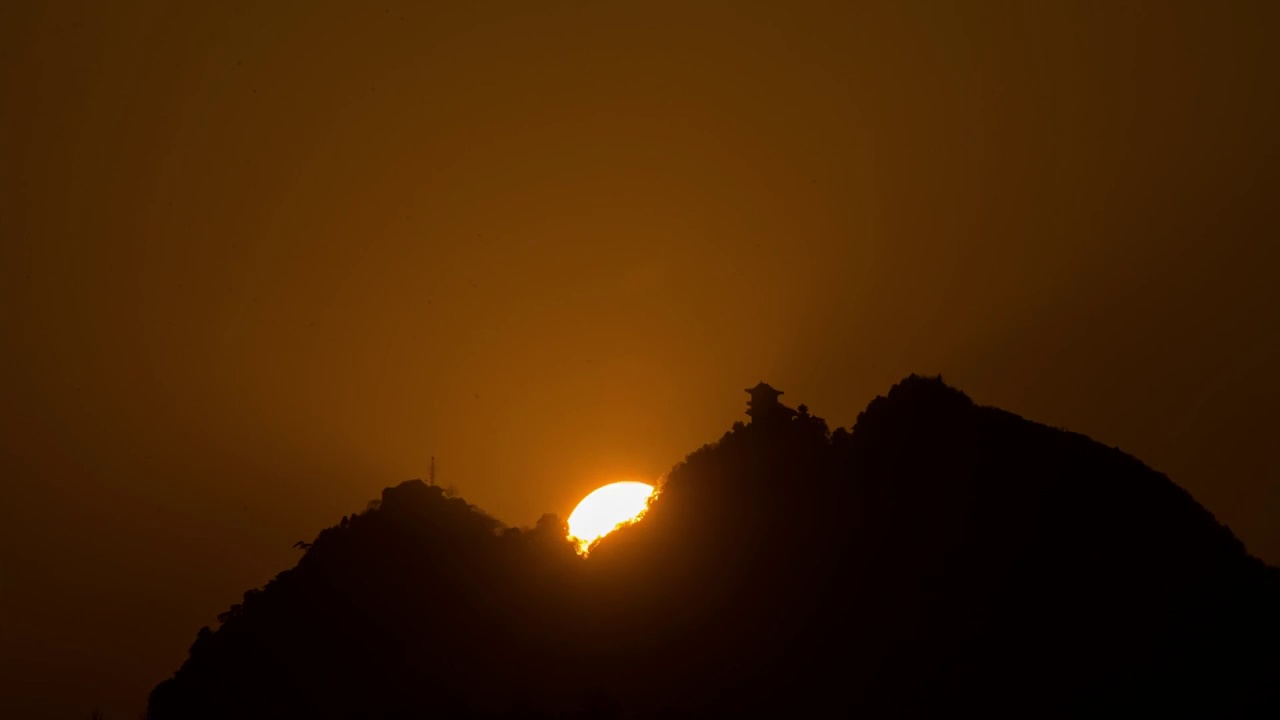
[745,382,798,424]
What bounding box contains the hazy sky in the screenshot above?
[3,1,1278,717]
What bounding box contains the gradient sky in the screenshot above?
[2,1,1278,717]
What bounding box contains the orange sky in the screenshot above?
[2,1,1278,717]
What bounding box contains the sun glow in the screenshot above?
[567,481,655,554]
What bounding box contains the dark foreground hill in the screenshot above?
[148,376,1280,718]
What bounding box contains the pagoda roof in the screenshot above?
[745,381,784,395]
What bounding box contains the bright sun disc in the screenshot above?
[567,481,655,553]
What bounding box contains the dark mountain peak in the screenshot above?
[883,372,973,407]
[849,376,1250,568]
[852,373,974,436]
[381,477,435,506]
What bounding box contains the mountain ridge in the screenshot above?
[149,374,1280,718]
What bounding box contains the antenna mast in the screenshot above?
[429,456,436,485]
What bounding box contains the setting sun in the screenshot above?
[567,481,655,553]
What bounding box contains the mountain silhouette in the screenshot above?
[148,375,1280,718]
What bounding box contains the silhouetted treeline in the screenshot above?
[148,375,1280,718]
